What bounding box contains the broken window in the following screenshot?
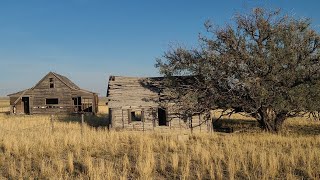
[46,98,59,105]
[132,111,142,121]
[127,109,145,123]
[72,97,82,112]
[82,98,93,112]
[49,78,54,88]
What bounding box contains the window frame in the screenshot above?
[49,78,55,88]
[128,109,144,123]
[45,98,59,105]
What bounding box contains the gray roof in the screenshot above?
[8,72,97,96]
[51,72,80,90]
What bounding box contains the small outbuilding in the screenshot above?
[8,72,98,115]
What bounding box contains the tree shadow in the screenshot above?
[57,114,110,129]
[215,118,320,135]
[284,123,320,136]
[213,118,260,133]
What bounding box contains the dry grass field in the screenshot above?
[0,98,319,179]
[0,114,319,179]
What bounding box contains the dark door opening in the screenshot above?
[77,97,82,111]
[158,108,167,126]
[22,97,30,114]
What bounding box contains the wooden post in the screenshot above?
[121,109,124,129]
[127,109,131,124]
[51,114,54,133]
[199,114,201,132]
[179,115,181,130]
[81,114,84,136]
[142,108,145,132]
[153,108,155,131]
[190,116,193,134]
[210,114,214,133]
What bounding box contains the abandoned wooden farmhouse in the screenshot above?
[8,72,98,115]
[106,76,212,132]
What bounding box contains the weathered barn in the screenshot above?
[106,76,212,131]
[8,72,98,115]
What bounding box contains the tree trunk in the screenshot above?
[256,108,287,133]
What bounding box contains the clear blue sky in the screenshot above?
[0,0,319,96]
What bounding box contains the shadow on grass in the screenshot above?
[284,123,320,136]
[213,118,260,132]
[216,118,320,135]
[57,114,110,129]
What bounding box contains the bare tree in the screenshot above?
[156,8,320,132]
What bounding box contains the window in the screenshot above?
[82,98,93,112]
[49,78,54,88]
[46,98,58,105]
[128,110,144,123]
[131,111,142,121]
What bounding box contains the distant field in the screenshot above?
[98,96,108,106]
[0,97,9,113]
[0,97,9,108]
[98,97,109,114]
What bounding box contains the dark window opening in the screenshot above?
[109,76,115,81]
[82,98,93,112]
[46,98,58,105]
[131,111,142,121]
[49,78,54,88]
[158,108,167,126]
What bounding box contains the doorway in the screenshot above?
[22,97,30,114]
[72,97,82,112]
[158,108,167,126]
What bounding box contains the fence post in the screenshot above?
[190,116,193,134]
[199,114,201,132]
[51,114,54,133]
[81,114,84,136]
[142,108,145,132]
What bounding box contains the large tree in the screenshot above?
[156,8,320,132]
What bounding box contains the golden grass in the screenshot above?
[0,98,9,108]
[0,114,319,179]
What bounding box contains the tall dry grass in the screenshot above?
[0,114,319,179]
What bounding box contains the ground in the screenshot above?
[0,98,319,179]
